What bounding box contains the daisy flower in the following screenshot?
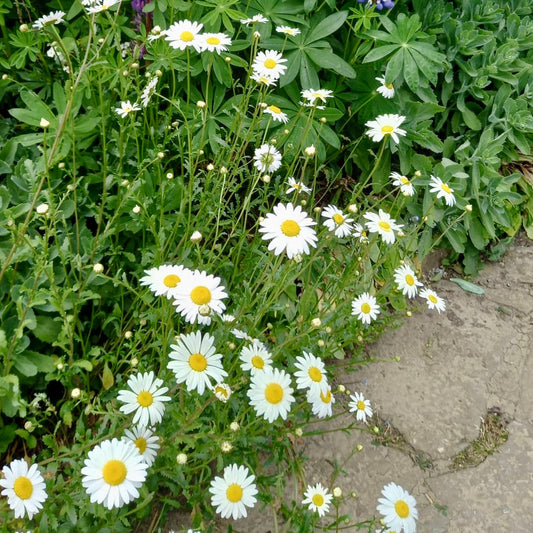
[250,72,278,86]
[365,113,406,143]
[173,269,227,325]
[419,287,446,313]
[85,0,121,14]
[294,351,329,395]
[247,367,295,423]
[164,20,204,52]
[307,386,335,418]
[263,104,289,123]
[240,14,268,25]
[117,371,171,426]
[348,392,373,422]
[209,464,258,520]
[302,483,333,517]
[352,222,368,243]
[391,171,415,196]
[252,50,287,80]
[0,459,48,519]
[140,76,158,108]
[123,426,160,467]
[322,205,354,238]
[377,482,418,533]
[300,88,334,106]
[253,143,282,173]
[240,339,273,375]
[168,331,227,394]
[199,32,232,54]
[213,382,232,402]
[276,26,301,36]
[429,175,455,206]
[115,100,141,118]
[394,264,423,299]
[81,438,148,510]
[351,292,380,324]
[140,264,191,299]
[231,328,255,342]
[285,177,311,195]
[363,209,404,244]
[376,76,395,98]
[258,202,317,259]
[33,10,66,29]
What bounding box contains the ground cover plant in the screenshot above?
[0,0,531,531]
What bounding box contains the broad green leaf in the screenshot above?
[33,315,62,344]
[102,364,114,390]
[363,44,399,63]
[318,123,340,148]
[299,55,319,90]
[306,11,348,44]
[449,278,485,295]
[306,48,356,78]
[385,50,404,84]
[403,50,420,92]
[73,360,93,371]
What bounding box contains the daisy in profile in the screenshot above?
[252,50,287,81]
[294,351,329,395]
[240,339,273,375]
[391,171,415,196]
[241,14,268,25]
[140,264,191,299]
[173,269,228,325]
[365,113,406,143]
[307,386,335,418]
[253,143,282,173]
[429,175,455,206]
[419,287,446,313]
[264,104,289,123]
[84,0,121,14]
[209,463,258,519]
[376,76,395,98]
[258,202,317,259]
[250,72,278,87]
[123,426,160,467]
[348,392,373,422]
[247,367,295,423]
[322,205,354,238]
[302,483,333,517]
[276,26,301,36]
[285,177,311,195]
[81,438,148,510]
[0,459,48,519]
[352,222,368,243]
[168,331,227,394]
[115,100,141,118]
[394,264,423,299]
[300,88,334,106]
[33,10,66,29]
[199,32,232,54]
[117,371,171,426]
[351,292,380,324]
[164,20,204,52]
[363,209,404,244]
[377,482,418,533]
[231,328,255,342]
[140,76,158,108]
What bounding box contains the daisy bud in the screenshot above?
[139,318,147,326]
[124,330,133,339]
[7,219,13,226]
[348,204,358,213]
[320,117,327,123]
[221,441,233,453]
[98,38,105,44]
[122,70,129,76]
[176,453,187,465]
[253,31,261,39]
[131,62,139,69]
[262,174,270,183]
[157,151,165,158]
[121,179,129,187]
[258,216,265,223]
[198,304,211,316]
[357,335,363,342]
[58,162,65,169]
[414,170,422,177]
[172,121,179,127]
[356,444,364,452]
[270,138,277,144]
[151,25,161,34]
[93,263,104,274]
[196,100,206,108]
[465,204,473,212]
[156,69,163,77]
[227,342,236,350]
[317,339,325,347]
[292,253,303,264]
[40,118,50,128]
[224,56,231,63]
[333,487,342,498]
[300,199,307,206]
[372,426,380,434]
[36,203,49,215]
[56,362,64,371]
[132,205,141,214]
[337,384,346,393]
[397,230,405,237]
[304,145,316,157]
[351,491,357,498]
[394,355,401,362]
[20,23,29,32]
[199,149,204,155]
[259,102,267,109]
[325,326,332,334]
[206,163,215,171]
[145,72,151,78]
[131,357,139,367]
[71,387,81,399]
[229,421,240,432]
[166,172,174,180]
[294,427,303,437]
[220,166,228,174]
[190,230,202,243]
[311,317,322,328]
[2,74,8,80]
[313,206,322,214]
[406,310,412,317]
[24,421,34,432]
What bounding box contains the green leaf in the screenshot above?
[306,11,348,43]
[403,49,420,92]
[385,50,404,84]
[73,360,93,371]
[306,48,356,78]
[102,364,114,390]
[363,44,399,63]
[33,315,62,344]
[299,55,319,90]
[449,278,485,295]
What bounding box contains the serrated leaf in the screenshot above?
[449,278,485,295]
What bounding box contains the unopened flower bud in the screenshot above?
[304,145,316,157]
[198,304,211,316]
[294,427,303,437]
[166,172,174,180]
[176,453,187,465]
[157,151,164,158]
[190,230,202,243]
[132,205,141,214]
[262,174,270,183]
[131,62,139,69]
[465,204,472,212]
[320,117,327,123]
[206,163,214,171]
[311,317,322,328]
[348,204,358,213]
[40,118,50,128]
[230,421,240,432]
[221,441,233,453]
[220,166,228,174]
[93,263,104,274]
[58,162,65,169]
[333,486,342,498]
[325,326,332,334]
[36,203,49,215]
[71,388,81,399]
[317,339,325,347]
[196,100,206,108]
[20,24,29,32]
[356,443,363,452]
[131,357,139,367]
[124,330,133,339]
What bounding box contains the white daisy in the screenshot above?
[168,331,227,394]
[352,222,369,243]
[209,464,258,520]
[231,328,255,342]
[247,367,295,423]
[419,288,446,313]
[258,202,317,259]
[322,205,354,238]
[307,386,335,419]
[173,269,227,325]
[285,177,311,195]
[115,100,141,118]
[33,10,66,29]
[263,104,289,123]
[429,175,455,206]
[240,339,273,375]
[294,351,329,395]
[164,20,204,52]
[240,14,268,25]
[140,76,158,108]
[250,72,278,86]
[140,264,191,299]
[123,426,160,467]
[276,26,301,36]
[81,438,148,510]
[391,171,415,196]
[363,209,404,244]
[117,371,171,426]
[376,76,395,98]
[302,483,333,517]
[365,114,406,143]
[253,143,282,173]
[221,313,236,323]
[300,88,334,106]
[85,0,121,14]
[377,482,418,533]
[351,292,380,324]
[348,392,373,422]
[213,382,232,402]
[198,32,232,54]
[252,50,287,80]
[0,459,48,519]
[394,264,423,299]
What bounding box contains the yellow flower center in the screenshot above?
[268,104,281,114]
[135,437,147,454]
[332,213,344,225]
[312,493,324,506]
[251,355,265,369]
[320,390,332,403]
[189,353,207,372]
[308,366,322,382]
[395,499,410,518]
[264,58,277,69]
[13,476,33,500]
[215,385,228,398]
[312,92,322,99]
[191,285,211,305]
[265,382,283,404]
[206,36,221,45]
[441,183,452,194]
[357,400,366,410]
[428,294,438,304]
[180,31,194,42]
[102,459,127,486]
[163,274,181,288]
[137,391,154,407]
[361,303,371,314]
[387,83,394,89]
[226,483,243,502]
[378,220,391,232]
[381,125,394,133]
[281,219,300,237]
[400,176,410,185]
[405,274,415,286]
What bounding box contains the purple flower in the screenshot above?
[357,0,395,9]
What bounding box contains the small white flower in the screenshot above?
[429,175,456,206]
[213,382,232,403]
[36,203,49,215]
[285,177,311,195]
[252,50,287,81]
[276,26,301,36]
[123,426,160,467]
[85,0,122,14]
[240,339,272,375]
[198,32,232,54]
[391,171,415,196]
[307,386,335,419]
[300,88,333,106]
[419,287,446,313]
[377,482,418,533]
[394,264,423,299]
[304,145,316,157]
[253,143,282,174]
[302,483,333,517]
[263,104,289,123]
[250,72,278,86]
[322,205,354,238]
[365,114,406,144]
[33,10,66,30]
[375,76,395,98]
[351,292,380,324]
[363,209,404,245]
[164,19,204,52]
[294,351,329,395]
[348,392,373,422]
[140,76,158,108]
[115,100,141,118]
[241,14,268,25]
